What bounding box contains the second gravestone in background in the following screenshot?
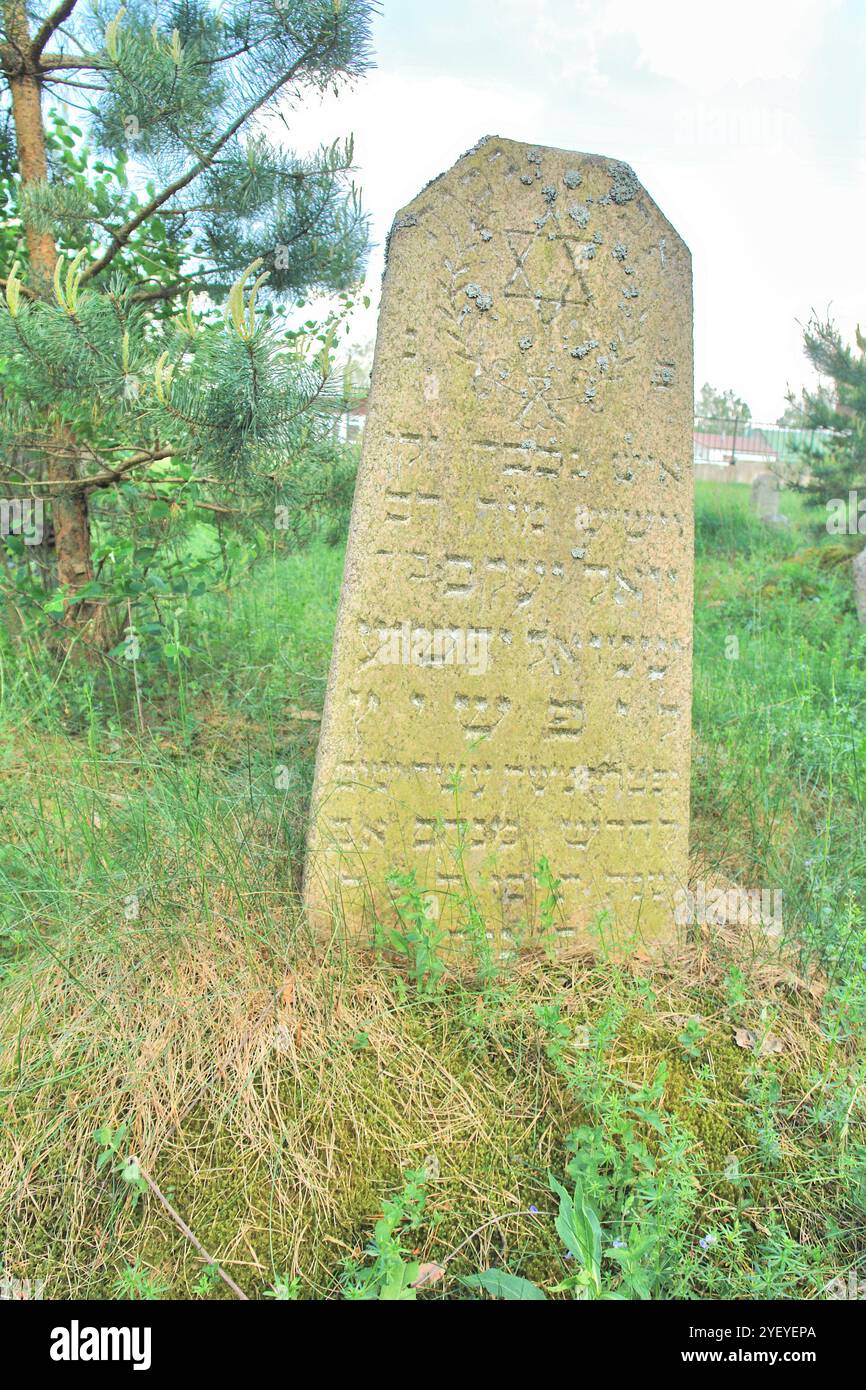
[751,471,786,526]
[853,549,866,625]
[305,136,693,952]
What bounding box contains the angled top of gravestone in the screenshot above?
[305,136,693,953]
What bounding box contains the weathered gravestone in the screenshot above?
[751,471,786,525]
[305,136,693,952]
[853,549,866,625]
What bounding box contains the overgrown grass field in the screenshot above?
[1,482,865,1299]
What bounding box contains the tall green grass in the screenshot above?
[4,488,862,976]
[1,482,866,1300]
[692,481,866,974]
[0,540,345,972]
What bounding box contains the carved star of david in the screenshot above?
[504,228,592,324]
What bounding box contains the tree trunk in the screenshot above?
[3,1,105,648]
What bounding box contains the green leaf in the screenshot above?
[462,1269,547,1300]
[629,1104,667,1133]
[550,1173,602,1281]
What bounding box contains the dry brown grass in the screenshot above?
[0,873,837,1299]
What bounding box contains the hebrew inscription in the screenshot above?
[305,136,693,951]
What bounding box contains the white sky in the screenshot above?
[286,0,866,421]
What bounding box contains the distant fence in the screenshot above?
[693,416,831,484]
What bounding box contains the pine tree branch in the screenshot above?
[0,273,37,300]
[129,279,190,304]
[0,448,177,493]
[79,27,338,287]
[36,53,106,70]
[40,72,106,90]
[126,266,239,301]
[137,491,240,516]
[81,448,179,492]
[32,0,81,59]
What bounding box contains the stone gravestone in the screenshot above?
[305,136,693,952]
[751,471,785,525]
[853,549,866,625]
